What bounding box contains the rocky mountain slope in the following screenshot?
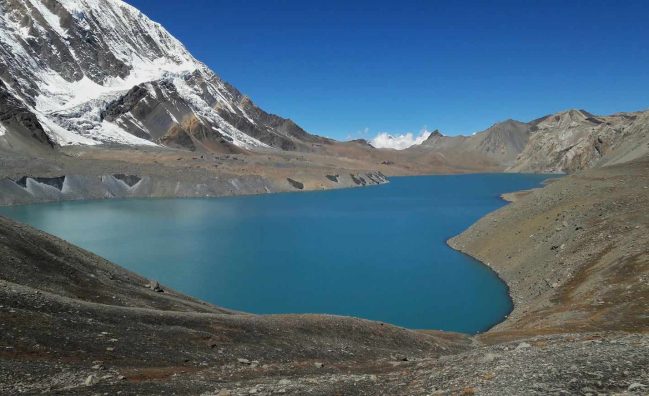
[408,108,649,174]
[451,157,649,336]
[0,0,328,153]
[508,109,649,173]
[1,0,647,182]
[411,119,531,167]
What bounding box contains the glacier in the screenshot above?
[0,0,311,150]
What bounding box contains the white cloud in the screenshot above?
[369,130,432,150]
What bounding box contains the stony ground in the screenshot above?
[211,332,648,396]
[0,158,648,394]
[0,215,469,394]
[450,158,649,335]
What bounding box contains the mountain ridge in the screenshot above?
[409,108,649,173]
[0,0,647,205]
[410,118,531,167]
[0,0,326,152]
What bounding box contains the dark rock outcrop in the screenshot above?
[0,81,54,150]
[15,176,65,190]
[350,174,367,186]
[287,178,304,190]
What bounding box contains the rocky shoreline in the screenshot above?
[0,171,388,206]
[0,146,393,206]
[1,159,648,394]
[449,158,649,336]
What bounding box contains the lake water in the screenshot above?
[0,174,555,333]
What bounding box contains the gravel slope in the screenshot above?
[0,215,470,394]
[450,157,649,336]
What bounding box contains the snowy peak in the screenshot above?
[0,0,323,151]
[2,0,198,103]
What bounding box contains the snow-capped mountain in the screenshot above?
[0,0,327,151]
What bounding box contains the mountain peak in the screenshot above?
[530,108,599,131]
[425,129,444,140]
[0,0,321,152]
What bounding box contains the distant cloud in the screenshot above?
[369,129,431,150]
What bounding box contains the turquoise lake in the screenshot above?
[0,174,555,333]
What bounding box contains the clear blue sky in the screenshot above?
[126,0,649,139]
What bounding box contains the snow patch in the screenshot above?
[166,109,180,124]
[145,82,158,99]
[35,58,197,113]
[26,0,69,38]
[171,76,269,149]
[36,113,99,145]
[98,120,158,146]
[123,113,151,136]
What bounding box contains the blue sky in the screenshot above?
[126,0,649,140]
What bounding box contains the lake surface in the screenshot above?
[0,174,555,333]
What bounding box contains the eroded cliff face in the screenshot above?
[0,169,389,206]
